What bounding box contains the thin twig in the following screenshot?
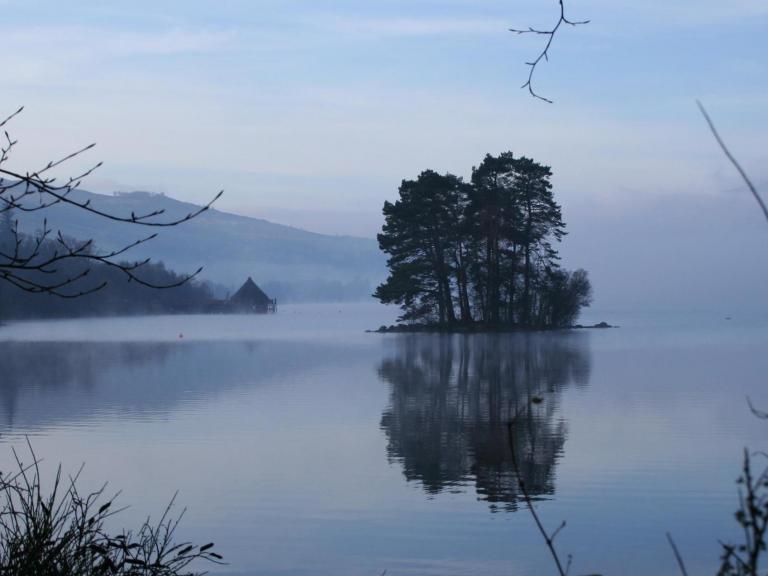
[666,532,689,576]
[747,396,768,420]
[507,419,568,576]
[510,0,589,103]
[697,100,768,223]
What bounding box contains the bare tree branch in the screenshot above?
[510,0,589,103]
[507,418,570,576]
[666,532,689,576]
[748,396,768,420]
[0,107,221,297]
[0,106,24,130]
[697,100,768,223]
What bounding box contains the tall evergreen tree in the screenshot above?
[469,153,523,323]
[510,156,565,325]
[375,171,466,325]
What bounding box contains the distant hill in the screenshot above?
[12,189,386,302]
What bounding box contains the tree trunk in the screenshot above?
[454,246,472,323]
[523,242,531,326]
[442,275,457,324]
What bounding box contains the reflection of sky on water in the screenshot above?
[0,304,766,575]
[0,339,355,432]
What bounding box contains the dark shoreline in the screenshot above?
[368,321,616,334]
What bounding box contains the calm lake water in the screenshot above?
[0,304,766,575]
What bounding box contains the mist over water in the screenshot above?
[0,303,398,343]
[0,304,766,575]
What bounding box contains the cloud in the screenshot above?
[0,25,237,89]
[317,17,507,38]
[107,28,236,55]
[580,0,768,28]
[2,25,235,60]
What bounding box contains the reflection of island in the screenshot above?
[378,333,591,511]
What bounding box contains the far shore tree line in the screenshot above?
[375,152,592,328]
[0,211,219,319]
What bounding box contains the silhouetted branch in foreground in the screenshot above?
[507,418,575,576]
[666,398,768,576]
[695,103,768,572]
[747,396,768,420]
[697,101,768,224]
[509,0,589,103]
[666,532,689,576]
[0,440,224,575]
[716,448,768,575]
[0,107,222,297]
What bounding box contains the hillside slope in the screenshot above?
[13,189,386,301]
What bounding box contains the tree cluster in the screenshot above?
[0,208,217,319]
[375,152,591,328]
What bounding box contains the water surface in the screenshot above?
[0,304,765,575]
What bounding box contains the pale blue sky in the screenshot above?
[3,1,768,310]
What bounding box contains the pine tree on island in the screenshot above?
[374,152,592,329]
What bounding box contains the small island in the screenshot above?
[374,152,595,331]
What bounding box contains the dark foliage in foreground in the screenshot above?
[717,409,768,575]
[0,445,222,575]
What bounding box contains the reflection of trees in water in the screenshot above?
[0,339,339,433]
[379,333,591,511]
[0,342,173,428]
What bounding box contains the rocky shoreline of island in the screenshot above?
[368,321,616,334]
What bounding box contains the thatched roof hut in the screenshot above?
[229,277,276,313]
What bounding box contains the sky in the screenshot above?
[2,0,768,311]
